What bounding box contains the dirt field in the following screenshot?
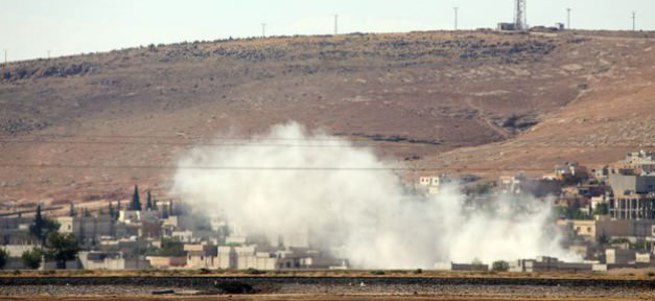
[1,275,654,301]
[4,296,654,301]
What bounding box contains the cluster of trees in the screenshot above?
[0,185,169,270]
[144,238,185,257]
[0,205,80,270]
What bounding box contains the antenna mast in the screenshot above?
[632,12,636,31]
[514,0,527,31]
[2,49,6,80]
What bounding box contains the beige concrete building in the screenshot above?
[57,215,115,243]
[184,242,218,269]
[146,256,187,269]
[79,251,150,270]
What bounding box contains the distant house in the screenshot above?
[57,215,115,247]
[510,257,593,273]
[625,150,655,173]
[0,217,33,245]
[184,242,218,269]
[79,251,150,270]
[418,174,450,195]
[497,23,517,31]
[605,249,653,265]
[146,255,187,269]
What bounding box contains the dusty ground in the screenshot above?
[6,296,653,301]
[1,274,654,300]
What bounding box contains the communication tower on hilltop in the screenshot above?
[514,0,527,31]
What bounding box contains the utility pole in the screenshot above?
[261,23,267,38]
[2,49,6,78]
[334,14,338,35]
[453,7,459,31]
[47,50,51,59]
[632,12,636,31]
[566,8,571,30]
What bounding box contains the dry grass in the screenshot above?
[1,30,654,201]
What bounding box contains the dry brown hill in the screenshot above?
[0,30,654,203]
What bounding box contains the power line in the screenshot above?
[0,138,445,148]
[2,137,654,148]
[0,163,558,172]
[16,133,655,144]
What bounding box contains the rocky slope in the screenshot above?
[0,30,653,202]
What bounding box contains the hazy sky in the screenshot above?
[2,0,654,62]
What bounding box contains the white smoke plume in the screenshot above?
[172,122,574,269]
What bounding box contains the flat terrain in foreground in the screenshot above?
[5,296,654,301]
[1,273,654,301]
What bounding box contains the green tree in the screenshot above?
[492,260,510,272]
[108,201,115,219]
[29,206,60,245]
[130,185,142,211]
[145,238,185,257]
[557,201,593,220]
[114,201,121,221]
[593,203,610,216]
[21,248,43,269]
[0,249,8,270]
[46,232,80,269]
[29,205,45,242]
[146,190,153,211]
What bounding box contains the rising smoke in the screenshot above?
[172,122,573,269]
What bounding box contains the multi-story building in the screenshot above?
[608,173,655,220]
[57,215,115,246]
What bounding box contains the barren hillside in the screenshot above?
[0,30,653,203]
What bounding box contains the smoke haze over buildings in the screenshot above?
[172,122,573,269]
